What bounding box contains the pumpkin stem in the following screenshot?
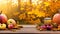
[0,11,2,14]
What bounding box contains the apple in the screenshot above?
[0,23,6,29]
[1,23,6,29]
[40,25,46,29]
[8,24,14,29]
[46,24,52,30]
[7,19,16,26]
[40,25,47,30]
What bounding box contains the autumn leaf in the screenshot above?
[44,1,51,6]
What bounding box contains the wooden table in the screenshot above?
[0,25,60,34]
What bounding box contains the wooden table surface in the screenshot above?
[0,25,60,34]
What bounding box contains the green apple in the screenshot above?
[0,23,6,29]
[7,19,16,26]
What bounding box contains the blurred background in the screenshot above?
[0,0,60,24]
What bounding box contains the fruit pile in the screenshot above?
[0,11,23,30]
[36,23,60,31]
[37,13,60,31]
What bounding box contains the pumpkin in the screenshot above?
[0,13,7,23]
[53,13,60,24]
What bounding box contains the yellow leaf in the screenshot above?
[20,7,24,10]
[44,1,50,6]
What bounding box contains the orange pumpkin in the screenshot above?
[53,13,60,24]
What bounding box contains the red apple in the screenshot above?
[47,25,52,28]
[8,24,14,29]
[40,25,46,29]
[53,13,60,24]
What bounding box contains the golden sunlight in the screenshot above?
[12,0,18,5]
[0,0,60,24]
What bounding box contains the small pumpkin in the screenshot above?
[53,13,60,24]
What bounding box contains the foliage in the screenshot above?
[1,0,60,24]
